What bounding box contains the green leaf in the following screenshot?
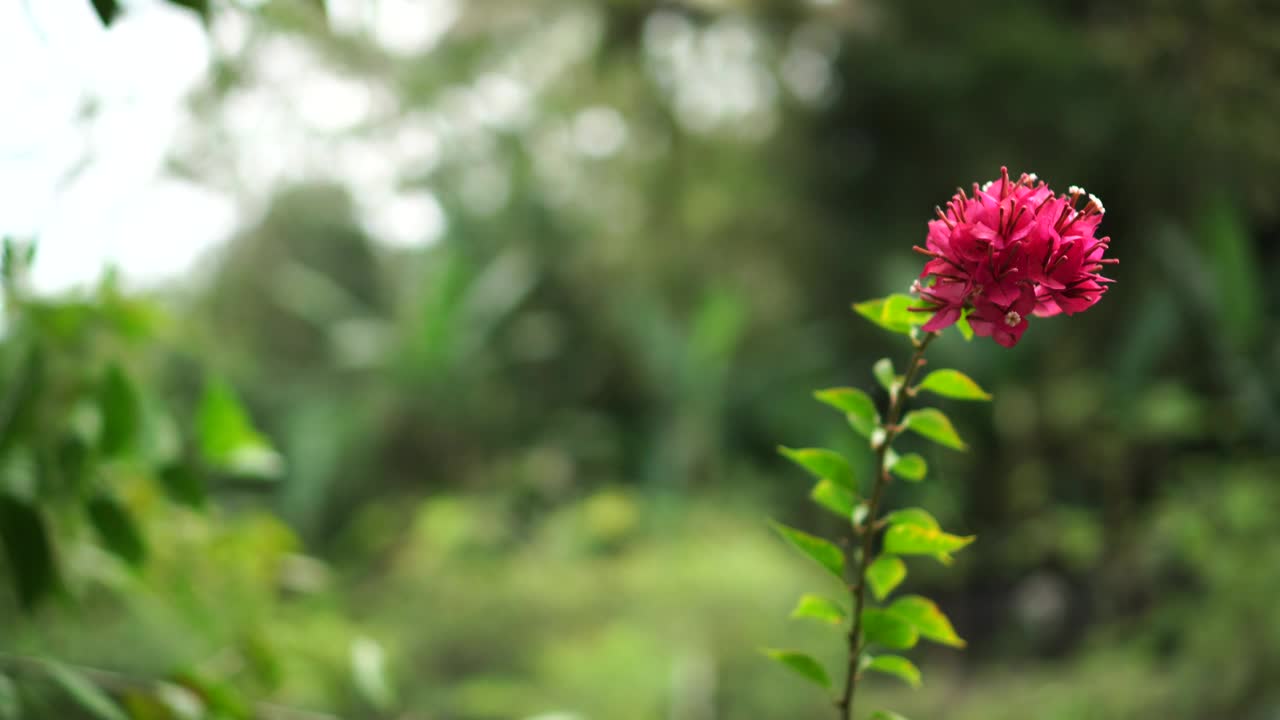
[45,661,129,720]
[159,460,206,509]
[884,523,974,558]
[779,446,854,490]
[884,507,940,530]
[87,495,147,568]
[0,494,58,609]
[98,364,139,457]
[861,608,918,650]
[813,388,878,438]
[790,594,846,625]
[770,521,845,580]
[955,311,974,341]
[870,713,910,720]
[853,294,933,335]
[762,649,831,688]
[166,0,211,24]
[866,655,922,688]
[916,369,991,401]
[889,453,927,482]
[888,596,966,648]
[873,358,896,392]
[901,408,967,451]
[810,479,856,520]
[866,555,907,601]
[198,378,282,479]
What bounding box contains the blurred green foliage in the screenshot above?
[4,0,1280,718]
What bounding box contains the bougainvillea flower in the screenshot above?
[912,168,1115,347]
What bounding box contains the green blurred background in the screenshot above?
[2,1,1279,718]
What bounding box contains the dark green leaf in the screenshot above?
[0,494,58,609]
[809,479,855,520]
[770,521,845,580]
[866,655,922,688]
[861,608,918,649]
[813,388,878,437]
[866,555,907,601]
[762,649,831,688]
[90,0,121,25]
[888,452,927,482]
[98,364,140,457]
[901,408,967,450]
[44,661,128,720]
[779,446,854,490]
[853,294,933,335]
[158,460,206,509]
[87,495,147,568]
[165,0,210,23]
[790,594,846,625]
[888,596,966,648]
[873,358,896,392]
[916,369,991,401]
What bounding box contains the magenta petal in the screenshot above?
[921,305,962,332]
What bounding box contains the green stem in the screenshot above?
[836,331,937,720]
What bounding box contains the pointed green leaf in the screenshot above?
[45,661,129,720]
[861,608,918,649]
[198,379,282,478]
[810,479,856,520]
[955,311,974,341]
[813,388,878,437]
[916,369,991,401]
[790,594,846,625]
[0,494,58,609]
[901,408,967,450]
[873,358,896,392]
[762,649,831,688]
[866,555,907,601]
[779,446,854,490]
[884,523,974,558]
[98,364,139,457]
[889,453,927,482]
[866,654,922,688]
[888,595,966,648]
[853,294,933,335]
[770,522,845,579]
[87,495,147,568]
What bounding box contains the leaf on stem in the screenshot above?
[916,369,992,401]
[809,479,856,520]
[861,608,919,649]
[87,495,147,568]
[865,655,922,688]
[813,388,879,437]
[866,555,907,601]
[887,596,966,648]
[779,446,855,490]
[888,452,927,482]
[901,408,967,450]
[761,649,831,688]
[853,294,933,335]
[884,523,974,558]
[873,358,897,392]
[98,364,140,457]
[770,521,845,580]
[790,593,847,625]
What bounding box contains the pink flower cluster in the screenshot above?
[913,168,1116,347]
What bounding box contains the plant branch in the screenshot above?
[836,331,937,720]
